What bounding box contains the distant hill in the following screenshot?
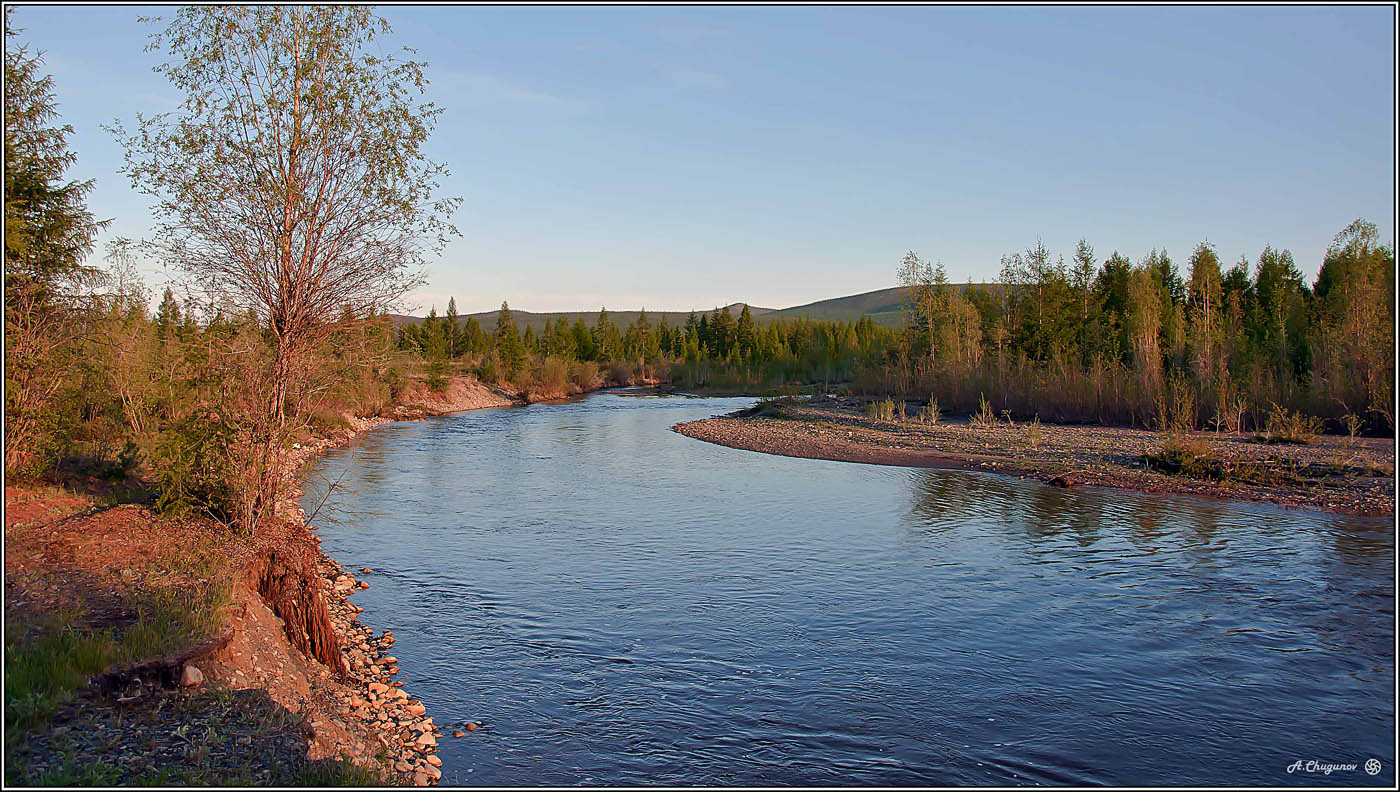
[764,287,908,328]
[391,285,996,332]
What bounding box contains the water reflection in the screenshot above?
[305,393,1394,787]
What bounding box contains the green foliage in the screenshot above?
[1143,432,1221,478]
[1255,403,1323,445]
[886,222,1391,435]
[4,615,119,733]
[5,575,230,737]
[4,9,110,476]
[149,411,242,522]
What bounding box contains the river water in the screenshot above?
[301,391,1394,786]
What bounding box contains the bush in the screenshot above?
[149,412,244,522]
[475,356,498,387]
[304,404,351,434]
[866,397,896,422]
[969,393,998,428]
[539,356,569,393]
[568,360,602,391]
[918,396,941,425]
[606,361,633,386]
[1255,403,1322,445]
[1025,415,1043,448]
[1155,374,1196,433]
[1144,431,1222,478]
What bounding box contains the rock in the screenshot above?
[466,722,478,731]
[180,664,204,687]
[406,703,427,716]
[425,755,442,767]
[416,732,437,747]
[369,682,390,694]
[421,764,442,780]
[395,761,412,773]
[1049,472,1077,488]
[361,568,373,574]
[452,731,466,738]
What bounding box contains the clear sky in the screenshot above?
[9,3,1396,314]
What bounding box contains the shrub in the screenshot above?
[304,404,351,434]
[606,361,633,386]
[1155,374,1196,433]
[866,397,896,422]
[970,394,998,428]
[918,396,941,425]
[475,356,498,387]
[543,357,570,391]
[568,360,602,391]
[1255,403,1323,445]
[1025,414,1043,448]
[149,412,244,523]
[1143,431,1222,478]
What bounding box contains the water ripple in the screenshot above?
[304,393,1395,787]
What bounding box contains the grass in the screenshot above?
[969,394,999,428]
[4,612,122,734]
[916,396,940,425]
[738,395,797,419]
[297,756,393,786]
[866,397,897,422]
[4,531,234,740]
[9,728,388,787]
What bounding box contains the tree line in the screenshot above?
[886,224,1393,433]
[395,298,894,393]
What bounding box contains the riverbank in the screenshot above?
[673,398,1396,516]
[3,375,524,786]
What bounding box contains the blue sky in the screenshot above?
[10,4,1395,314]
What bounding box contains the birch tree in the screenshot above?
[111,6,459,529]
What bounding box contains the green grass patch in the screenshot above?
[4,578,232,739]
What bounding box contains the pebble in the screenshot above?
[180,664,204,688]
[452,731,466,738]
[416,732,437,747]
[425,755,442,767]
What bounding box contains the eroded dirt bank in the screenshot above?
[4,376,520,785]
[673,398,1395,517]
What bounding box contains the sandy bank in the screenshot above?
[673,399,1395,517]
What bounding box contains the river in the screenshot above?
[301,391,1394,786]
